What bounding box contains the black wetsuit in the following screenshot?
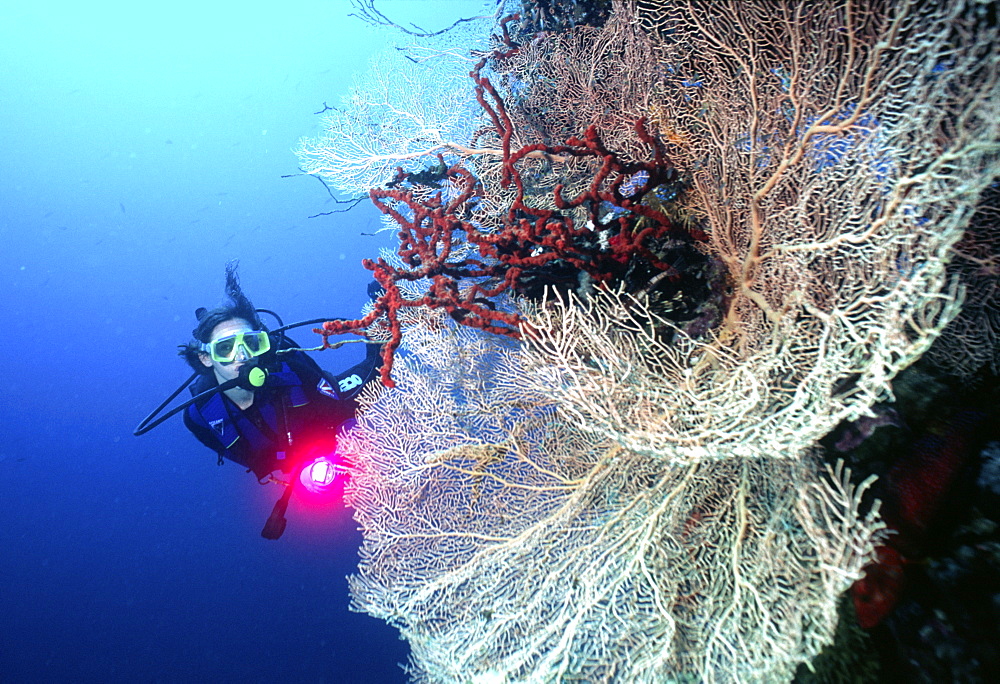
[183,343,381,479]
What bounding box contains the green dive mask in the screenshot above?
[201,330,271,364]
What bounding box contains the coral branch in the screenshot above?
[317,57,697,386]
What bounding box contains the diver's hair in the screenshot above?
[179,261,267,374]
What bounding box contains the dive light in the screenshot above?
[299,456,340,494]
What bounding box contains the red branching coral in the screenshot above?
[316,28,705,387]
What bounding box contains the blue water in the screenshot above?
[0,2,480,681]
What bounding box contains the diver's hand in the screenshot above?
[367,280,385,302]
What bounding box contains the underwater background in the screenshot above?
[4,1,1000,682]
[0,1,479,681]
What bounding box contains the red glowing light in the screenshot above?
[299,456,338,494]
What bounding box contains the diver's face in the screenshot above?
[199,318,254,384]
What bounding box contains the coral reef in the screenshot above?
[298,0,999,680]
[516,0,612,33]
[317,110,707,385]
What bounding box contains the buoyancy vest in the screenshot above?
[185,362,309,457]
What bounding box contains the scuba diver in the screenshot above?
[135,262,383,539]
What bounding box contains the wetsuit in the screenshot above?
[183,342,381,479]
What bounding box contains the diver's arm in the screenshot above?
[281,340,383,403]
[327,339,383,401]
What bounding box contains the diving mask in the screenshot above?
[201,330,271,364]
